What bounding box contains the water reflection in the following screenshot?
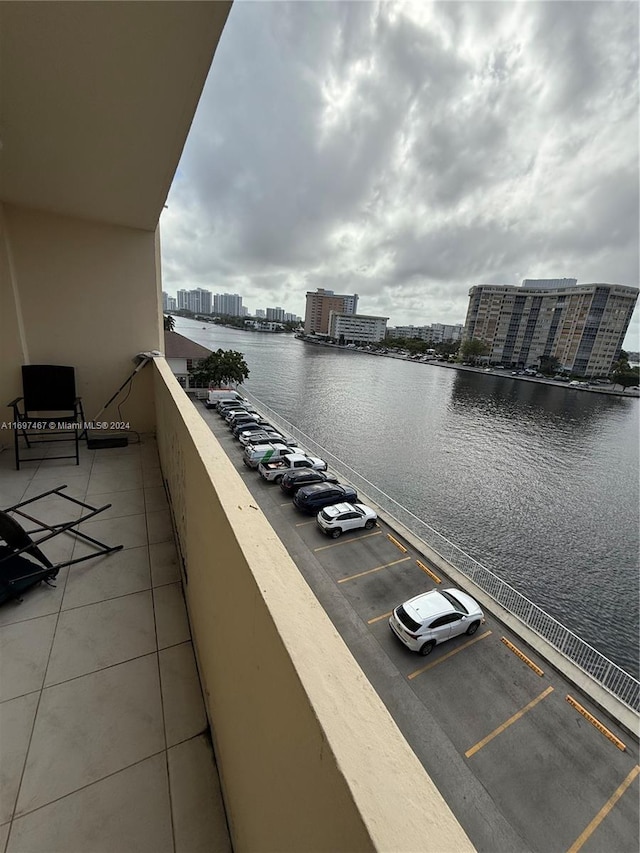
[449,370,630,426]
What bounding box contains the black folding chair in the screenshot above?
[0,486,123,605]
[7,365,86,470]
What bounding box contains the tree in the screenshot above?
[539,355,560,375]
[163,315,175,332]
[189,349,250,387]
[611,362,639,391]
[460,338,489,364]
[434,340,461,360]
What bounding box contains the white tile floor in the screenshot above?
[0,437,232,853]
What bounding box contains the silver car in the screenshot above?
[389,588,484,655]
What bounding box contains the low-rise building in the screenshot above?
[328,312,388,344]
[163,330,212,390]
[389,323,463,342]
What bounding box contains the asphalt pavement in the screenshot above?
[201,401,639,853]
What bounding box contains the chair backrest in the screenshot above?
[22,365,77,412]
[0,511,53,569]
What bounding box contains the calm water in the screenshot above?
[174,318,640,676]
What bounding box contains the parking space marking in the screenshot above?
[408,630,492,679]
[367,610,393,625]
[416,559,441,583]
[294,519,317,527]
[501,637,544,677]
[314,530,382,552]
[566,765,640,853]
[337,556,411,584]
[387,533,408,553]
[465,686,554,758]
[565,695,626,751]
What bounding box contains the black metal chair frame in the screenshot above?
[8,365,86,470]
[0,485,123,605]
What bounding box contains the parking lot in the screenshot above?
[201,401,639,853]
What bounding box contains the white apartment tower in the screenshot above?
[175,288,212,313]
[266,306,285,322]
[213,293,244,317]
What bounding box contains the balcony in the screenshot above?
[0,422,231,852]
[0,360,473,852]
[0,4,473,845]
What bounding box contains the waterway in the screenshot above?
[173,317,640,677]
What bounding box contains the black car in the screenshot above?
[280,469,339,495]
[231,419,271,437]
[293,482,358,513]
[227,415,259,431]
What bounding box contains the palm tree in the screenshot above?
[164,315,175,332]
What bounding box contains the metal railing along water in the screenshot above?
[241,389,640,714]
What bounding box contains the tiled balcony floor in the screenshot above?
[0,437,231,853]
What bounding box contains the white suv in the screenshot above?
[317,502,377,538]
[389,588,484,655]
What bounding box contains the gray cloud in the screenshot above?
[161,1,639,347]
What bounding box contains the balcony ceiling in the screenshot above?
[0,1,231,230]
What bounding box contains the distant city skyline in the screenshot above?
[159,2,638,349]
[164,278,639,356]
[163,289,301,322]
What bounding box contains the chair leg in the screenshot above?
[13,421,20,471]
[78,401,88,444]
[74,420,80,465]
[11,404,25,470]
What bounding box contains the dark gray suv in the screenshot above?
[293,482,357,514]
[280,469,339,495]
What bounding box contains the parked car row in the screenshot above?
[211,397,377,536]
[209,396,485,656]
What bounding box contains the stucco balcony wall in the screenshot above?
[152,357,474,853]
[0,202,160,436]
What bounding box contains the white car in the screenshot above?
[389,588,484,655]
[316,502,377,538]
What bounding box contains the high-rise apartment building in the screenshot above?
[162,292,177,312]
[175,288,212,313]
[463,279,639,376]
[190,287,212,314]
[213,293,243,316]
[266,306,285,322]
[304,288,359,334]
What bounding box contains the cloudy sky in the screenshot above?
[160,0,639,349]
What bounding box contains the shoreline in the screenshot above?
[295,336,640,398]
